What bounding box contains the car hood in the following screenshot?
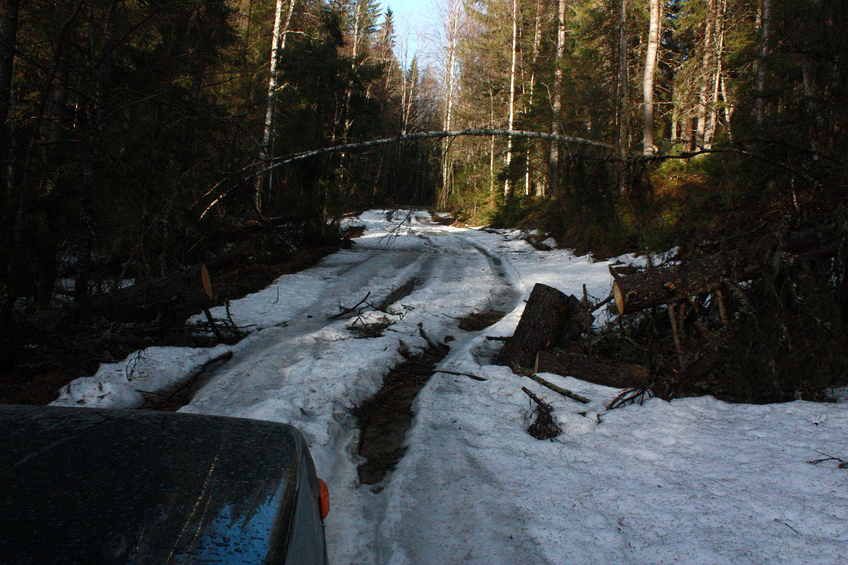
[0,405,317,564]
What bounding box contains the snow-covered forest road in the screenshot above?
[54,210,848,564]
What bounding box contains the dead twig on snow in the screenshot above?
[808,451,848,468]
[608,387,653,410]
[521,386,561,440]
[329,292,372,319]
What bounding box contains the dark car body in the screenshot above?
[0,405,328,564]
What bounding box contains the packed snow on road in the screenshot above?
[54,210,848,564]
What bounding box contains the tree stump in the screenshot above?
[499,283,582,368]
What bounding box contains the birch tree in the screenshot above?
[695,0,716,148]
[548,0,566,194]
[503,0,519,197]
[642,0,661,155]
[257,0,295,213]
[437,0,463,209]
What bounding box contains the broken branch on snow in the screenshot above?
[329,292,372,319]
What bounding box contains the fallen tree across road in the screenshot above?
[611,226,840,315]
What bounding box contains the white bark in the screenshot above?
[438,0,462,208]
[548,0,566,195]
[642,0,661,156]
[503,0,519,197]
[257,0,295,213]
[696,0,715,148]
[524,0,543,195]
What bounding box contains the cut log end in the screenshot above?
[201,264,213,300]
[612,280,625,315]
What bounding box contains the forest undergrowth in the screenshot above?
[0,228,348,406]
[477,149,848,404]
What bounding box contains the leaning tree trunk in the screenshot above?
[611,228,840,315]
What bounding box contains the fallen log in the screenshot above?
[611,227,840,315]
[521,386,554,413]
[499,284,582,368]
[526,371,590,403]
[535,349,650,389]
[75,264,214,321]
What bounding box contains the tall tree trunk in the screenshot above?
[0,0,18,189]
[548,0,566,196]
[503,0,518,197]
[617,0,629,156]
[720,72,734,139]
[257,0,295,214]
[642,0,661,156]
[0,0,20,374]
[670,81,681,143]
[696,0,715,148]
[0,0,19,257]
[754,0,771,127]
[617,0,630,191]
[524,0,542,195]
[76,0,119,302]
[704,0,725,147]
[29,0,83,310]
[439,0,460,209]
[489,87,496,197]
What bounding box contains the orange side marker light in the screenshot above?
[318,478,330,519]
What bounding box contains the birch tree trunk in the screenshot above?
[257,0,295,214]
[704,2,725,146]
[548,0,566,196]
[696,0,715,148]
[524,0,542,195]
[503,0,519,197]
[438,0,461,209]
[642,0,661,156]
[703,0,727,147]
